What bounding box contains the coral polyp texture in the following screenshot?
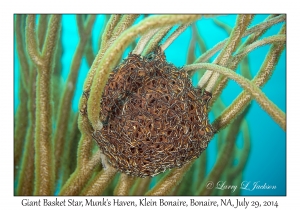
[90,47,214,177]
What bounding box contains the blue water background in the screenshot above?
[14,15,286,196]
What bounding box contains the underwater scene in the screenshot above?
[14,14,286,196]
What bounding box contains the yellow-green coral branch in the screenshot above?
[15,15,30,89]
[59,136,102,195]
[41,15,62,64]
[85,38,95,67]
[212,18,232,35]
[88,15,202,130]
[97,15,110,50]
[146,160,195,195]
[80,15,125,93]
[198,106,249,195]
[59,135,92,195]
[228,121,251,178]
[177,161,198,195]
[183,63,286,131]
[37,15,49,50]
[26,14,61,195]
[194,14,285,64]
[76,15,85,37]
[209,34,285,107]
[78,15,138,144]
[102,15,122,49]
[239,15,278,48]
[26,15,43,66]
[212,25,286,131]
[61,112,79,185]
[240,56,252,80]
[59,168,91,195]
[14,80,28,175]
[114,174,136,195]
[16,66,37,195]
[207,22,285,108]
[14,15,30,179]
[81,167,117,195]
[188,23,208,81]
[14,81,29,191]
[53,14,96,183]
[198,14,253,89]
[205,14,254,92]
[186,23,197,65]
[195,150,207,191]
[133,28,159,54]
[131,177,152,195]
[161,24,190,51]
[233,35,286,62]
[142,26,172,56]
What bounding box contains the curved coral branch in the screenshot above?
[212,26,286,131]
[114,174,136,195]
[142,26,172,56]
[183,63,286,131]
[194,15,286,64]
[205,14,254,92]
[161,24,190,51]
[133,28,159,54]
[198,106,249,195]
[232,35,286,65]
[207,23,286,109]
[81,167,117,195]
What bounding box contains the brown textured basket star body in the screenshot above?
[91,47,214,177]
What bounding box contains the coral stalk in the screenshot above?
[53,14,96,183]
[133,28,159,54]
[142,26,172,56]
[198,106,249,195]
[228,121,251,178]
[16,66,37,195]
[14,15,30,179]
[114,174,136,195]
[183,63,286,131]
[81,167,117,195]
[212,25,286,131]
[205,14,254,92]
[161,24,190,51]
[194,15,285,64]
[131,177,151,195]
[26,14,61,195]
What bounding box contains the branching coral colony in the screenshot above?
[14,14,286,196]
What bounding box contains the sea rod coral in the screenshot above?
[14,14,286,196]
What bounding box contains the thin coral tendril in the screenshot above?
[133,28,160,54]
[161,24,190,51]
[194,14,286,64]
[205,15,254,92]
